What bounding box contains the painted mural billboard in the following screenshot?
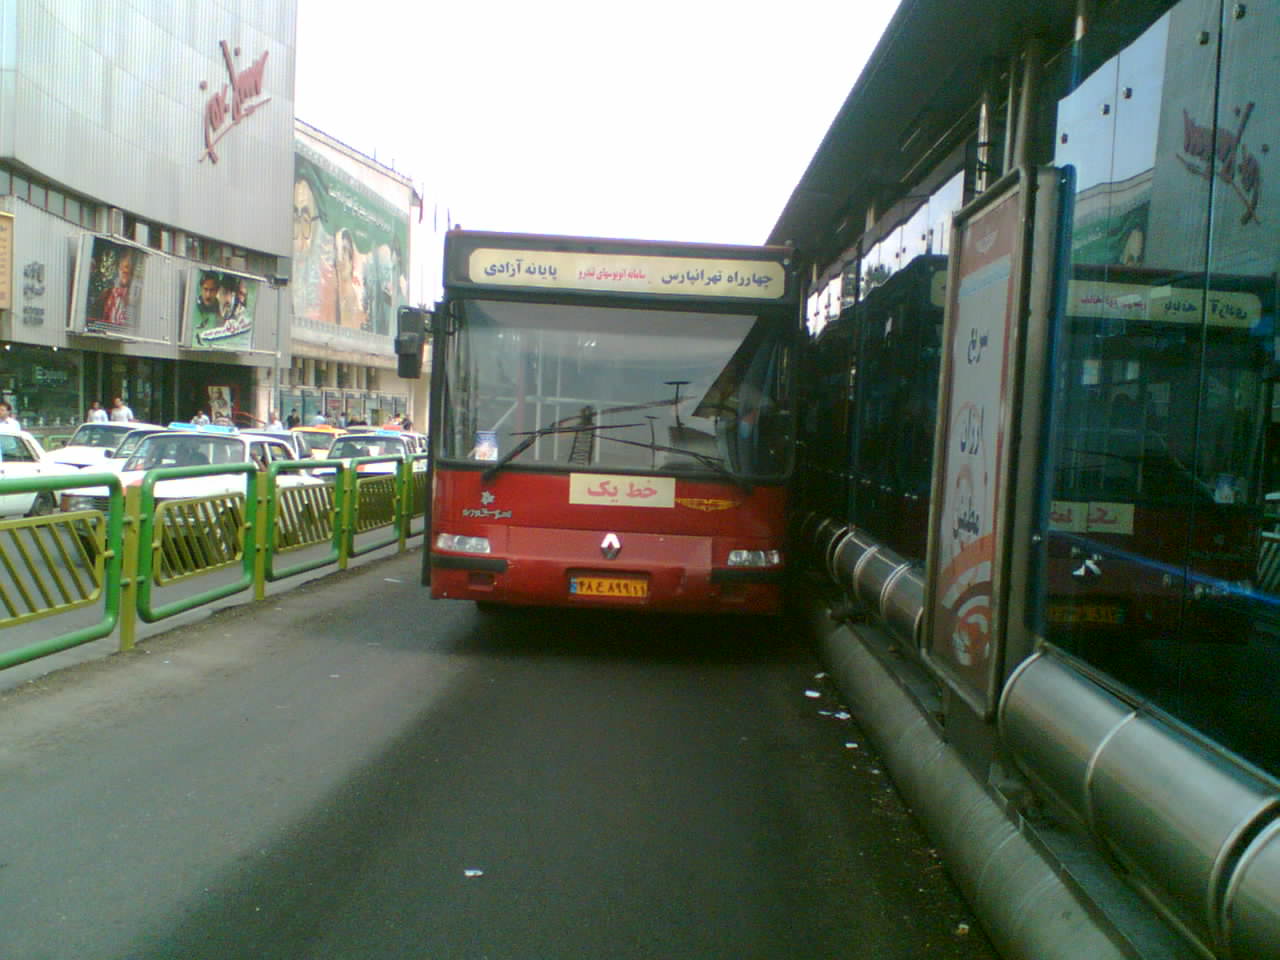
[189,268,258,350]
[292,142,409,339]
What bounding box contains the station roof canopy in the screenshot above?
[766,0,1137,265]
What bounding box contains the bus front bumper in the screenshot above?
[428,528,782,614]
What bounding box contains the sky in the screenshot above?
[294,0,900,299]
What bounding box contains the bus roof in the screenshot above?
[443,229,798,306]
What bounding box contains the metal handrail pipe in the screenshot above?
[808,606,1131,960]
[881,562,925,649]
[830,526,877,592]
[1000,651,1280,958]
[1225,819,1280,958]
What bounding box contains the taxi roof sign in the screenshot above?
[167,421,238,434]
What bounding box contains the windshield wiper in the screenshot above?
[480,391,696,482]
[481,407,642,482]
[598,435,753,493]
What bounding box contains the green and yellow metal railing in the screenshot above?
[0,455,430,670]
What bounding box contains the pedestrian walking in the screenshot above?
[87,401,109,423]
[0,401,21,433]
[109,396,134,422]
[286,408,301,429]
[191,410,210,425]
[268,410,285,432]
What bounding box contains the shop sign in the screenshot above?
[0,212,12,311]
[21,261,45,327]
[1178,102,1266,226]
[32,366,68,386]
[199,41,270,164]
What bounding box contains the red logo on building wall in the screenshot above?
[199,41,271,164]
[1178,102,1268,226]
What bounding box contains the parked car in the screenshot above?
[320,430,427,476]
[290,424,346,458]
[400,431,430,456]
[0,431,83,517]
[93,426,172,474]
[50,421,165,469]
[58,424,325,565]
[241,428,308,462]
[59,425,323,512]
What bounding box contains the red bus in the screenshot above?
[401,230,799,614]
[1044,264,1275,679]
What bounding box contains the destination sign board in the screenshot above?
[467,248,787,300]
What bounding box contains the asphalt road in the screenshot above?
[0,550,996,960]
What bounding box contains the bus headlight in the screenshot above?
[60,494,98,512]
[436,533,492,554]
[727,549,782,567]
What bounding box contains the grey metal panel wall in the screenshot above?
[250,281,283,358]
[3,198,74,348]
[137,248,180,346]
[0,198,284,363]
[10,0,297,258]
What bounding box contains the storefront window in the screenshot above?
[0,345,83,432]
[1038,0,1280,777]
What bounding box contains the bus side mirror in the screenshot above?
[395,307,431,379]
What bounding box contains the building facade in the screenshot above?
[0,0,297,439]
[284,120,422,429]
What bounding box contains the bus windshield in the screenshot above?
[1051,271,1270,511]
[440,299,793,479]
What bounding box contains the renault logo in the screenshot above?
[601,533,621,560]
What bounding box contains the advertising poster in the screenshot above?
[190,269,258,350]
[85,237,146,334]
[292,142,409,338]
[925,178,1024,714]
[208,386,232,423]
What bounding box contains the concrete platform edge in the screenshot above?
[806,600,1135,960]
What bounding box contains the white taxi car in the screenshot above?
[240,429,308,462]
[0,430,83,517]
[50,421,165,469]
[321,430,428,476]
[59,423,322,514]
[93,426,171,474]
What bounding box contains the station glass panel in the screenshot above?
[1040,0,1280,777]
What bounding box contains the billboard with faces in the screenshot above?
[187,268,259,350]
[80,236,148,336]
[291,142,409,340]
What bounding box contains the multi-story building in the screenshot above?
[283,120,423,428]
[0,0,298,439]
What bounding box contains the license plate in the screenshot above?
[1046,603,1126,625]
[570,576,648,598]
